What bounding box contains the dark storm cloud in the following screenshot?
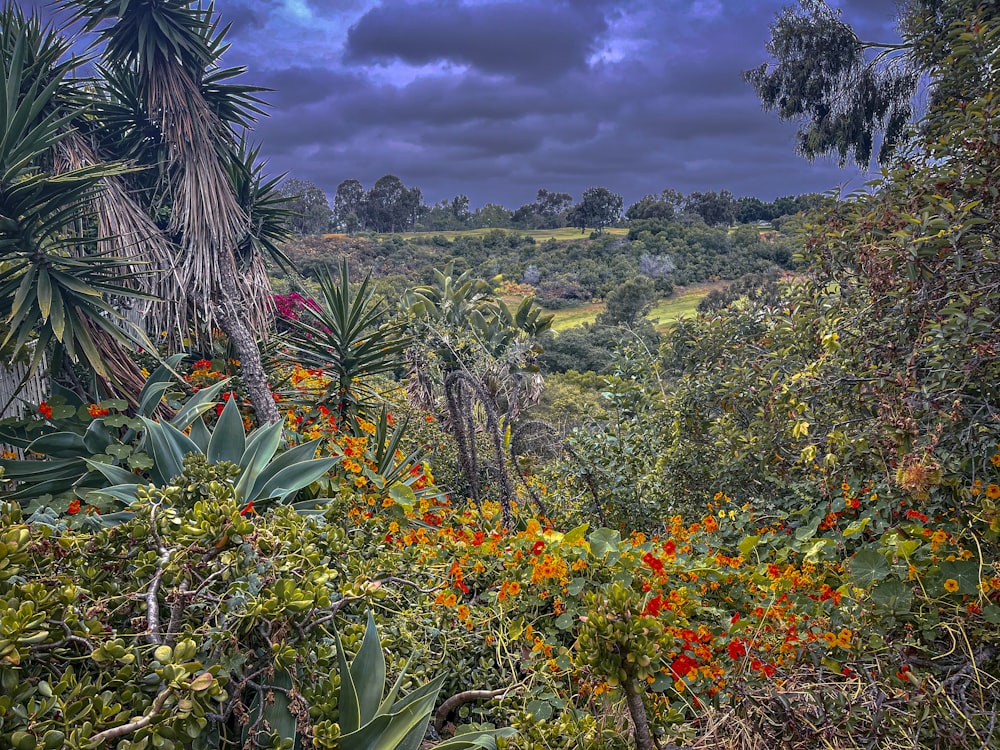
[18,0,892,206]
[344,0,608,81]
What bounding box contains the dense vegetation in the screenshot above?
[2,1,999,750]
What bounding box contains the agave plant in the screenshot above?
[249,612,515,750]
[0,354,226,511]
[87,394,338,511]
[0,355,338,515]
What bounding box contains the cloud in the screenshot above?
[344,0,609,82]
[14,0,884,207]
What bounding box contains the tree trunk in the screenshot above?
[214,268,280,425]
[623,666,654,750]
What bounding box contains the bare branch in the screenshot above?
[87,688,173,746]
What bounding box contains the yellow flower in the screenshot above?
[943,578,960,593]
[986,484,1000,500]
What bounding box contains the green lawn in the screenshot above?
[395,227,629,242]
[545,282,723,332]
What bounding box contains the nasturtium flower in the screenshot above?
[943,578,960,593]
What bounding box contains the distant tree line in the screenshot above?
[277,176,826,237]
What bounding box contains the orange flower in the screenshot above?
[38,401,53,419]
[943,578,960,593]
[88,403,110,418]
[986,484,1000,500]
[67,499,81,515]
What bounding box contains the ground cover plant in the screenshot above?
[2,1,999,749]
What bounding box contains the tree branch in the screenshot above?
[433,688,511,732]
[87,687,173,746]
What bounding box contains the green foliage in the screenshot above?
[567,187,623,233]
[332,612,515,750]
[596,276,657,326]
[0,7,150,384]
[744,0,917,166]
[279,258,411,421]
[0,355,229,514]
[0,359,337,516]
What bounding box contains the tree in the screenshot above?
[1,8,148,400]
[451,194,471,224]
[403,263,553,524]
[626,189,683,222]
[743,0,997,167]
[534,188,573,228]
[735,195,768,223]
[276,177,332,236]
[569,186,623,233]
[1,1,289,424]
[684,190,735,226]
[472,202,512,229]
[596,276,657,327]
[333,178,366,233]
[364,174,423,233]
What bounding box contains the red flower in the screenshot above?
[642,551,664,575]
[38,401,53,419]
[67,499,81,515]
[531,540,545,556]
[88,404,110,418]
[670,654,698,679]
[644,594,663,617]
[662,540,677,556]
[239,501,256,516]
[727,639,747,660]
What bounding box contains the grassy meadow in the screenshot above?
[544,282,722,332]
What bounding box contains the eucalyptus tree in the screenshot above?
[744,0,1000,167]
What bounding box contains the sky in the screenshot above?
[27,0,902,209]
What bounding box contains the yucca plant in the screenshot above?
[0,7,151,396]
[279,258,411,424]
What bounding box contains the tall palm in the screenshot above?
[61,0,285,423]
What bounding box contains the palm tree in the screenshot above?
[402,263,553,526]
